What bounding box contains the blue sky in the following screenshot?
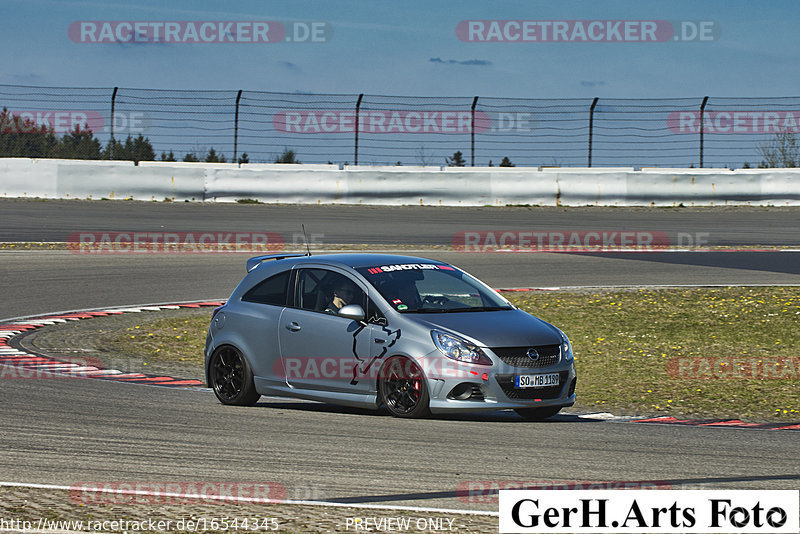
[3,0,800,99]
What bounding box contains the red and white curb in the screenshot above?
[571,412,800,431]
[0,302,225,388]
[627,415,800,431]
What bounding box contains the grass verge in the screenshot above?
[107,287,800,422]
[506,287,799,421]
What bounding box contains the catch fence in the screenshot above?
[2,84,799,168]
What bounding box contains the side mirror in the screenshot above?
[338,304,366,323]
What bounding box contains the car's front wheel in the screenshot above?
[514,406,561,420]
[378,356,430,418]
[209,345,260,406]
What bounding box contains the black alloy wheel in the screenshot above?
[209,345,260,406]
[378,355,431,418]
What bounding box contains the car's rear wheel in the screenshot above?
[209,345,260,406]
[378,356,430,418]
[514,406,561,420]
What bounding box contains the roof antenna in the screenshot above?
[301,224,312,256]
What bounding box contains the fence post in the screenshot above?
[699,96,709,168]
[471,96,479,166]
[354,93,364,166]
[110,87,118,159]
[588,97,599,167]
[234,89,243,164]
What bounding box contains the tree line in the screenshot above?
[0,109,251,164]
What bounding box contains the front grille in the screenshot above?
[492,344,561,369]
[495,371,568,400]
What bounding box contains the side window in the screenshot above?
[296,269,365,314]
[242,270,290,306]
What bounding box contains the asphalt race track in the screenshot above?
[2,200,800,320]
[2,249,800,321]
[1,200,799,515]
[2,199,800,247]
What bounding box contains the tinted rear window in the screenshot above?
[242,270,290,306]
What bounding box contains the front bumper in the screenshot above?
[424,358,577,414]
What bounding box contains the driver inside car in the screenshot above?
[325,281,356,313]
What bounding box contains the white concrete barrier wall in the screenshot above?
[1,158,799,206]
[0,158,59,198]
[206,164,342,203]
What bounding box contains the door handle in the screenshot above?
[374,338,386,344]
[285,322,302,332]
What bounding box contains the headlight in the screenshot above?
[431,330,492,365]
[559,330,574,361]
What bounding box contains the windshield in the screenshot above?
[356,262,513,313]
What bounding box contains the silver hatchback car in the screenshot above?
[205,253,576,419]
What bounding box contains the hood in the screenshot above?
[412,309,561,348]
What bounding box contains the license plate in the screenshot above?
[515,373,560,388]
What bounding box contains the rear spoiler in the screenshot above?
[246,253,306,272]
